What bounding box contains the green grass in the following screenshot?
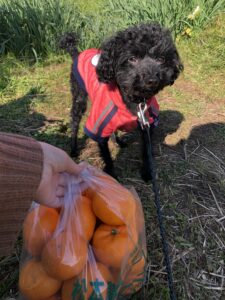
[0,0,224,59]
[107,0,225,34]
[178,14,225,101]
[0,0,84,58]
[0,10,225,300]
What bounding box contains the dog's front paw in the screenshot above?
[141,167,152,182]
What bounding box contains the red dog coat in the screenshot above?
[73,49,159,142]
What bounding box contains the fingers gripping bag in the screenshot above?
[19,163,147,300]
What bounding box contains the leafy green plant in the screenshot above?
[0,0,224,59]
[106,0,225,37]
[0,0,82,59]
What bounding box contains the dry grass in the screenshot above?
[74,122,225,300]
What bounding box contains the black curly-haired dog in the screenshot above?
[59,23,183,180]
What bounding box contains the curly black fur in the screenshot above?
[96,23,183,110]
[59,23,183,179]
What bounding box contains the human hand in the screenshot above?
[35,142,83,207]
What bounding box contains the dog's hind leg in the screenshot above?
[70,79,87,157]
[98,139,117,178]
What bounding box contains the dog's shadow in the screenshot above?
[0,87,46,133]
[113,108,225,181]
[0,87,87,153]
[113,109,185,179]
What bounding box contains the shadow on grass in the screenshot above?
[113,109,185,180]
[17,108,225,300]
[0,87,46,133]
[0,60,11,91]
[0,87,88,154]
[113,108,225,181]
[177,122,225,159]
[1,99,225,299]
[111,110,225,299]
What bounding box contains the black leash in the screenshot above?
[137,103,176,300]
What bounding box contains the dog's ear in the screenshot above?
[96,37,117,83]
[175,50,184,73]
[170,50,184,85]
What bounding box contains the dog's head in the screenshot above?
[96,23,183,109]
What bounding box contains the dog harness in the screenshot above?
[73,49,159,142]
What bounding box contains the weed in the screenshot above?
[1,0,225,59]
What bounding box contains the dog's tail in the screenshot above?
[58,32,79,58]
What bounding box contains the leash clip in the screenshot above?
[137,102,149,129]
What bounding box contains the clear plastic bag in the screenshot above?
[19,163,147,300]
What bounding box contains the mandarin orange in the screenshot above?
[61,276,77,300]
[23,205,59,256]
[42,230,87,281]
[61,262,113,300]
[42,294,61,300]
[74,196,96,241]
[19,259,61,300]
[121,256,146,296]
[92,224,136,269]
[92,186,135,226]
[80,262,113,300]
[82,172,117,200]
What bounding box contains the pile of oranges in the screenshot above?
[19,172,146,300]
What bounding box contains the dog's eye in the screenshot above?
[128,56,139,64]
[157,57,165,64]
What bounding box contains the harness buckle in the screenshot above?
[137,102,149,129]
